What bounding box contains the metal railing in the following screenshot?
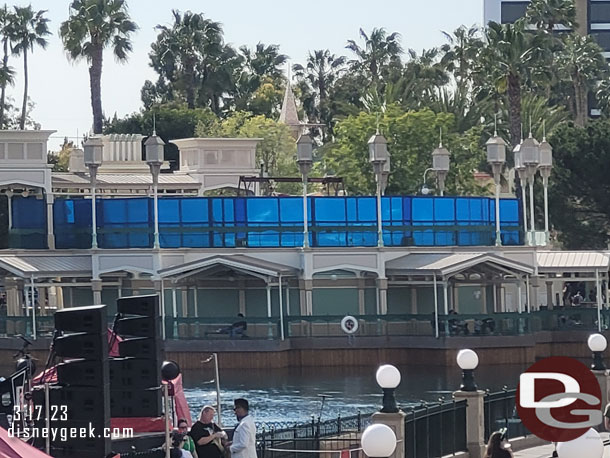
[1,309,607,340]
[404,398,467,458]
[484,388,529,442]
[257,413,371,458]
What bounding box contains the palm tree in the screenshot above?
[151,10,223,110]
[293,50,346,140]
[557,33,607,126]
[526,0,577,33]
[346,28,403,85]
[60,0,137,134]
[482,20,542,147]
[440,25,483,89]
[240,43,287,81]
[0,5,16,128]
[12,6,49,130]
[401,48,449,109]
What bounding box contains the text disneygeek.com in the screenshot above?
[8,425,134,442]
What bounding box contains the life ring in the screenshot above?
[341,315,359,334]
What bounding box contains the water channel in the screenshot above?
[182,364,527,427]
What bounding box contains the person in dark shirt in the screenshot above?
[189,405,226,458]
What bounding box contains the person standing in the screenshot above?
[227,398,256,458]
[178,418,198,458]
[189,406,225,458]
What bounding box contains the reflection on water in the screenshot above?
[0,362,527,428]
[182,364,527,427]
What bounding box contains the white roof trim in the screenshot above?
[537,251,610,272]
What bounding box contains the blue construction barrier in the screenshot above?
[47,195,524,249]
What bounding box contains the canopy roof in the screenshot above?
[386,252,534,278]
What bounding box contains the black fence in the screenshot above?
[484,388,529,442]
[257,413,371,458]
[404,399,467,458]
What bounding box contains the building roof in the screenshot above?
[0,255,92,278]
[386,252,533,277]
[53,173,200,187]
[279,82,300,127]
[537,251,610,272]
[159,254,298,279]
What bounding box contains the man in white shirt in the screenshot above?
[227,398,257,458]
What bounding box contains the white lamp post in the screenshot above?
[145,131,165,249]
[538,130,553,246]
[376,364,401,413]
[588,333,607,370]
[296,134,313,249]
[556,428,604,458]
[369,131,389,247]
[521,131,540,245]
[513,142,529,244]
[380,152,391,195]
[457,349,479,392]
[361,423,397,458]
[486,131,507,246]
[83,136,103,249]
[431,140,451,196]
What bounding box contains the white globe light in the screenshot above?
[456,349,479,370]
[361,424,397,457]
[376,364,401,389]
[588,333,607,352]
[557,428,603,458]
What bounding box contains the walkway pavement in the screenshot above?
[514,436,610,457]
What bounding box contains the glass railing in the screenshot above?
[2,309,602,340]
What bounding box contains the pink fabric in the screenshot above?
[0,427,53,458]
[164,374,192,426]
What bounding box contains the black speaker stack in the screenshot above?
[110,294,163,418]
[33,304,111,458]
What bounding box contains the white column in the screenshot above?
[171,286,177,318]
[193,286,199,318]
[30,276,36,340]
[443,281,449,315]
[597,269,602,332]
[286,284,290,316]
[529,178,535,245]
[278,275,284,341]
[517,281,523,314]
[159,279,166,340]
[302,175,309,248]
[433,274,439,338]
[376,180,383,247]
[46,193,55,249]
[543,175,550,244]
[266,281,273,339]
[7,192,12,231]
[526,276,531,313]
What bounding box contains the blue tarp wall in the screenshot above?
[36,195,524,249]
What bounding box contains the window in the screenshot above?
[591,30,610,51]
[501,1,529,23]
[590,2,610,24]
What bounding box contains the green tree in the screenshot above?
[482,20,543,147]
[548,119,610,248]
[557,34,607,126]
[0,5,16,128]
[440,25,483,90]
[47,138,73,172]
[235,43,287,117]
[149,10,224,110]
[293,50,346,140]
[324,105,485,196]
[12,5,49,130]
[60,0,137,134]
[526,0,577,32]
[346,28,403,86]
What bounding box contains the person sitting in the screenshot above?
[211,313,248,338]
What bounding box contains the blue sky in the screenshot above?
[12,0,483,149]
